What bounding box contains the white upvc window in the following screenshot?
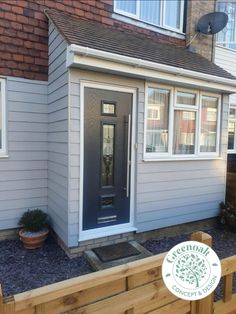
[217,1,236,50]
[144,84,221,160]
[114,0,185,33]
[0,78,7,156]
[228,105,236,153]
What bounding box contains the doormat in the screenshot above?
[84,241,152,270]
[93,242,140,262]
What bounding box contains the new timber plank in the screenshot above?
[40,279,126,314]
[14,253,166,312]
[66,279,174,314]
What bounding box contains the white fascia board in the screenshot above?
[67,44,236,93]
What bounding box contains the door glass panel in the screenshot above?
[102,124,114,187]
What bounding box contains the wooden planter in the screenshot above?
[19,229,49,249]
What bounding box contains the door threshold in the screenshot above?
[79,225,137,242]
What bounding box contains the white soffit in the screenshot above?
[67,44,236,93]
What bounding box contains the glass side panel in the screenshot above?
[115,0,136,14]
[140,0,160,25]
[200,96,218,153]
[173,110,196,154]
[177,92,196,106]
[228,122,235,150]
[164,0,181,29]
[102,124,114,186]
[146,88,170,153]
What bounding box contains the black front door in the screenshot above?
[83,87,132,230]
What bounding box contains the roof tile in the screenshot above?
[45,9,236,80]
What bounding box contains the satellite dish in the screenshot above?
[196,12,228,35]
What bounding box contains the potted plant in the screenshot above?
[18,209,49,249]
[219,202,236,232]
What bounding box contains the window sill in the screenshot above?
[0,155,9,159]
[112,13,185,40]
[216,44,236,53]
[143,156,223,162]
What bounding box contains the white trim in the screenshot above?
[143,83,221,161]
[0,78,7,157]
[113,0,184,35]
[67,45,236,93]
[79,81,137,241]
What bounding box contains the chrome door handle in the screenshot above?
[126,114,131,198]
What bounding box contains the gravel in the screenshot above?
[0,236,92,297]
[142,227,236,301]
[1,227,236,300]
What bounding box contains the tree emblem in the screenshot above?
[175,253,207,288]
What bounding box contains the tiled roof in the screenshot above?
[45,9,236,80]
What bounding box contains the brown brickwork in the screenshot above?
[0,0,186,81]
[186,0,216,61]
[0,0,217,81]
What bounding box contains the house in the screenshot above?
[214,1,236,173]
[0,0,236,254]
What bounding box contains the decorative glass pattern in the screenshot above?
[102,102,115,115]
[102,124,114,186]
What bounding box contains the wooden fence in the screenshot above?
[226,172,236,203]
[1,231,236,314]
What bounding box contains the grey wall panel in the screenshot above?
[0,75,48,228]
[68,69,228,244]
[47,22,69,246]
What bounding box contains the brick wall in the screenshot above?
[186,0,216,61]
[0,0,186,81]
[0,0,216,81]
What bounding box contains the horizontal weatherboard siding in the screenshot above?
[0,76,48,229]
[47,22,69,246]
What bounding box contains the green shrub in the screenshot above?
[18,209,48,232]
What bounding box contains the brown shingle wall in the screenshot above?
[0,0,185,81]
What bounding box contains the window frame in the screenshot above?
[216,1,236,49]
[0,78,7,157]
[144,83,221,161]
[113,0,185,34]
[227,104,236,153]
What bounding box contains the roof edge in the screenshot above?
[68,44,236,93]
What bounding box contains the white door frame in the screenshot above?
[79,81,137,241]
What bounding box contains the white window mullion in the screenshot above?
[168,88,174,156]
[136,0,140,19]
[160,0,164,28]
